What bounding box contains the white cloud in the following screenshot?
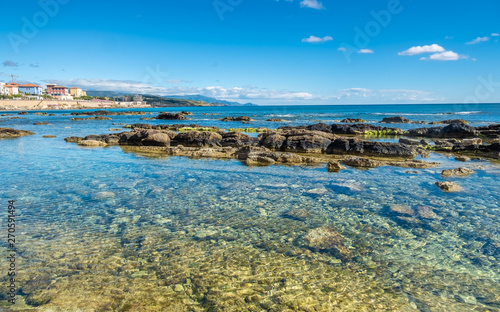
[491,33,499,37]
[466,36,490,44]
[419,51,467,61]
[46,79,444,104]
[358,49,374,54]
[333,88,443,102]
[300,0,324,9]
[337,47,348,51]
[398,44,445,56]
[302,35,333,43]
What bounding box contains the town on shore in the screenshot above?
[0,79,149,110]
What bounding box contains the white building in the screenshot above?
[0,82,6,95]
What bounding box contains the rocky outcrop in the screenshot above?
[235,146,323,166]
[119,130,174,146]
[77,140,108,147]
[156,113,188,120]
[33,122,51,125]
[475,124,500,139]
[430,119,468,125]
[220,132,258,147]
[380,116,413,123]
[399,138,428,146]
[18,111,28,115]
[172,131,222,147]
[435,181,461,192]
[220,116,254,122]
[0,127,34,138]
[282,130,336,153]
[441,167,475,177]
[407,124,477,138]
[259,129,336,153]
[340,118,366,123]
[327,161,346,172]
[64,136,83,143]
[327,138,419,158]
[266,119,286,122]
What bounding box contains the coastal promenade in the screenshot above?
[0,99,151,111]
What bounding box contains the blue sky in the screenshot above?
[1,0,499,104]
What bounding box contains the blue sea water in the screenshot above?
[0,104,499,311]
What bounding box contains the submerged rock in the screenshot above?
[327,161,346,172]
[417,206,438,219]
[441,167,475,177]
[390,204,414,215]
[305,227,351,259]
[0,127,34,138]
[283,208,311,221]
[435,181,462,192]
[266,118,285,122]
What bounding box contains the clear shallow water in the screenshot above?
[0,104,499,311]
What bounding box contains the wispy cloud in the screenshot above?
[300,0,324,10]
[337,47,348,52]
[492,33,499,37]
[419,51,467,61]
[3,60,18,67]
[398,44,445,56]
[466,36,490,44]
[358,49,374,54]
[46,79,443,104]
[302,35,333,43]
[30,63,40,68]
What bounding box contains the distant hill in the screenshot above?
[142,95,226,107]
[166,95,257,106]
[86,91,257,106]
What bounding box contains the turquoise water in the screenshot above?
[0,104,499,311]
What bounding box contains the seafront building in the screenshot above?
[0,82,6,95]
[69,87,87,97]
[18,83,43,95]
[3,82,20,95]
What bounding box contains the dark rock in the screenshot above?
[455,156,471,162]
[220,116,254,122]
[258,132,286,150]
[0,127,35,138]
[399,138,422,145]
[34,112,48,116]
[282,129,335,153]
[408,124,477,138]
[306,123,332,133]
[327,161,345,172]
[33,122,51,125]
[156,113,187,120]
[221,132,258,147]
[431,119,468,125]
[327,138,418,158]
[173,131,222,147]
[381,116,413,123]
[18,111,28,115]
[341,157,382,168]
[441,167,475,177]
[266,118,285,122]
[435,181,461,192]
[340,118,366,123]
[64,137,83,143]
[42,135,57,138]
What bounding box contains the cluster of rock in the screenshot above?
[0,127,34,138]
[155,112,190,120]
[70,117,112,121]
[220,116,254,122]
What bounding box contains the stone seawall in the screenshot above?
[0,100,150,111]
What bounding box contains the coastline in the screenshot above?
[0,99,151,111]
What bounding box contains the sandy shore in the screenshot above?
[0,100,151,111]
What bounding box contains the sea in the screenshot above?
[0,103,499,311]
